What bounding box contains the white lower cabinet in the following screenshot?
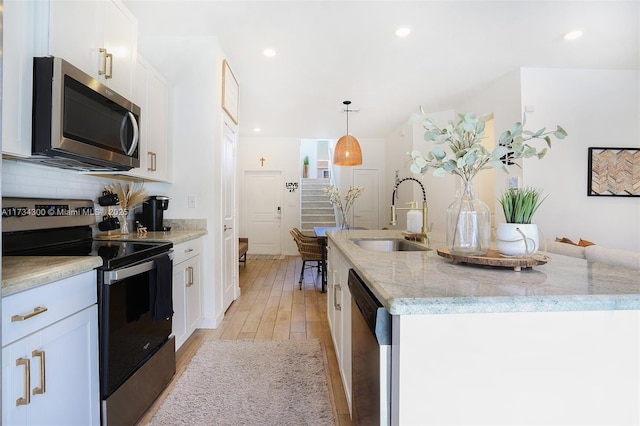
[172,238,203,350]
[2,271,100,425]
[326,240,352,415]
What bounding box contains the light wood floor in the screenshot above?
[138,256,352,425]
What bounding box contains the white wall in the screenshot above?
[384,121,414,231]
[521,68,640,252]
[407,109,457,242]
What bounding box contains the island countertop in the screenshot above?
[327,229,640,315]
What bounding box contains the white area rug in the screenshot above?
[150,339,335,425]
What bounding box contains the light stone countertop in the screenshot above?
[2,256,103,297]
[327,229,640,315]
[96,229,208,245]
[3,228,208,297]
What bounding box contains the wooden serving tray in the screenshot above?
[436,248,549,271]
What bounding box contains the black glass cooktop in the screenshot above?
[3,226,172,270]
[92,239,172,269]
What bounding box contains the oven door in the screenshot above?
[99,251,173,397]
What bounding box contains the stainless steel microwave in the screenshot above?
[31,56,140,171]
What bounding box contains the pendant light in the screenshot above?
[333,100,362,166]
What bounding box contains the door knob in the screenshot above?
[224,225,233,231]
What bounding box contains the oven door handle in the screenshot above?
[103,251,173,285]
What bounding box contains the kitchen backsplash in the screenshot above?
[3,160,127,200]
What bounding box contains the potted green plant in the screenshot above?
[496,187,546,256]
[302,156,309,178]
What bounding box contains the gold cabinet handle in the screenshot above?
[98,48,113,79]
[184,248,194,253]
[16,358,30,406]
[147,152,157,172]
[11,306,48,322]
[186,266,194,287]
[32,350,46,395]
[99,48,108,76]
[106,51,113,78]
[334,283,342,311]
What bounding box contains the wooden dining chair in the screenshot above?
[290,230,325,290]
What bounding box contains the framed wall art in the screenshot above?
[587,147,640,197]
[222,59,239,125]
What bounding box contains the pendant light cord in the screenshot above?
[344,100,351,136]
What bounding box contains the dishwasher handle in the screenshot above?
[348,269,391,345]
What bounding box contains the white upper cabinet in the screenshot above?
[2,0,37,157]
[127,56,171,182]
[45,0,138,98]
[143,62,170,181]
[3,0,138,157]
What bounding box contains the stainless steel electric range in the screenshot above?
[2,197,176,425]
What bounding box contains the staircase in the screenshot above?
[300,178,336,232]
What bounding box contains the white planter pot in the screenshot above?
[496,223,540,257]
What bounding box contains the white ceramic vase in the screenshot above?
[496,223,540,257]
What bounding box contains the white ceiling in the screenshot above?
[124,0,639,139]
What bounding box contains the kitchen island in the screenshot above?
[327,229,640,425]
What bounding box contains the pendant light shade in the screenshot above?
[334,135,362,166]
[333,101,362,166]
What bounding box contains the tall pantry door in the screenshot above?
[243,170,283,254]
[222,120,239,312]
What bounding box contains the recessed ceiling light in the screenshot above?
[263,48,276,57]
[253,128,261,133]
[564,30,583,41]
[395,27,411,38]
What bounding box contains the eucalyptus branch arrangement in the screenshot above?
[408,110,568,183]
[499,187,547,224]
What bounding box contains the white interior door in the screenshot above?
[222,120,238,312]
[353,169,380,230]
[243,170,283,255]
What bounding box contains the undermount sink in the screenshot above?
[352,238,430,252]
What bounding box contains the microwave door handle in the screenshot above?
[119,112,139,156]
[103,251,174,285]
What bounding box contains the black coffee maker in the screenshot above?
[141,196,171,231]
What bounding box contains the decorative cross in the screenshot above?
[260,157,265,167]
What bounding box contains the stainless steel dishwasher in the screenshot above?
[348,268,392,425]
